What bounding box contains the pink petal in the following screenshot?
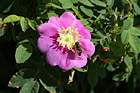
[46,48,74,70]
[59,12,76,28]
[79,39,95,57]
[37,36,54,53]
[75,20,91,40]
[38,23,60,37]
[48,17,64,28]
[67,51,87,68]
[48,12,76,29]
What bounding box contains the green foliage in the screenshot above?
[20,81,40,93]
[80,5,94,17]
[3,15,21,23]
[20,17,29,32]
[1,0,140,93]
[15,45,33,63]
[90,0,106,7]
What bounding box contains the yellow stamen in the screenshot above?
[57,25,81,52]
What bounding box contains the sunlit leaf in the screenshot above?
[8,69,36,88]
[28,20,37,31]
[124,55,133,72]
[134,3,140,15]
[90,0,106,7]
[46,3,62,9]
[20,17,28,32]
[121,30,130,44]
[20,81,39,93]
[122,18,133,30]
[80,5,94,17]
[79,0,94,7]
[129,27,140,36]
[59,0,76,9]
[129,35,140,53]
[15,44,33,63]
[3,15,21,23]
[106,0,114,9]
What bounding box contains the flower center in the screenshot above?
[57,26,81,52]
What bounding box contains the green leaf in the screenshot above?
[109,41,125,57]
[122,18,133,30]
[80,6,94,17]
[8,69,36,88]
[72,6,82,19]
[113,72,129,81]
[124,55,133,72]
[88,68,98,88]
[17,39,30,45]
[88,64,98,88]
[80,19,89,25]
[20,81,39,93]
[128,35,140,53]
[15,45,33,63]
[47,13,59,18]
[79,0,94,7]
[0,19,7,37]
[3,15,21,23]
[46,3,62,9]
[20,17,28,32]
[134,3,140,15]
[73,67,87,72]
[129,27,140,36]
[106,0,114,9]
[85,26,93,32]
[130,0,138,3]
[96,66,106,78]
[90,0,106,7]
[71,0,78,3]
[136,60,140,81]
[39,70,58,93]
[59,0,74,9]
[28,20,37,31]
[3,0,15,13]
[121,30,130,44]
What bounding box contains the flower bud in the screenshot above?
[124,2,132,14]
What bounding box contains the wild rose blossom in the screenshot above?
[37,12,95,70]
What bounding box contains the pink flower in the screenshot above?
[37,12,95,70]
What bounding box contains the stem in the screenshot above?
[34,54,45,80]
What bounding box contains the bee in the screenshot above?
[75,41,82,56]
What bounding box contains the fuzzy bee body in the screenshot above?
[75,42,82,56]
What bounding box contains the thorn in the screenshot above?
[9,81,12,84]
[3,24,7,27]
[16,86,19,88]
[15,72,18,75]
[50,74,53,78]
[44,87,47,89]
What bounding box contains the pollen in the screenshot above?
[57,25,81,52]
[50,91,53,93]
